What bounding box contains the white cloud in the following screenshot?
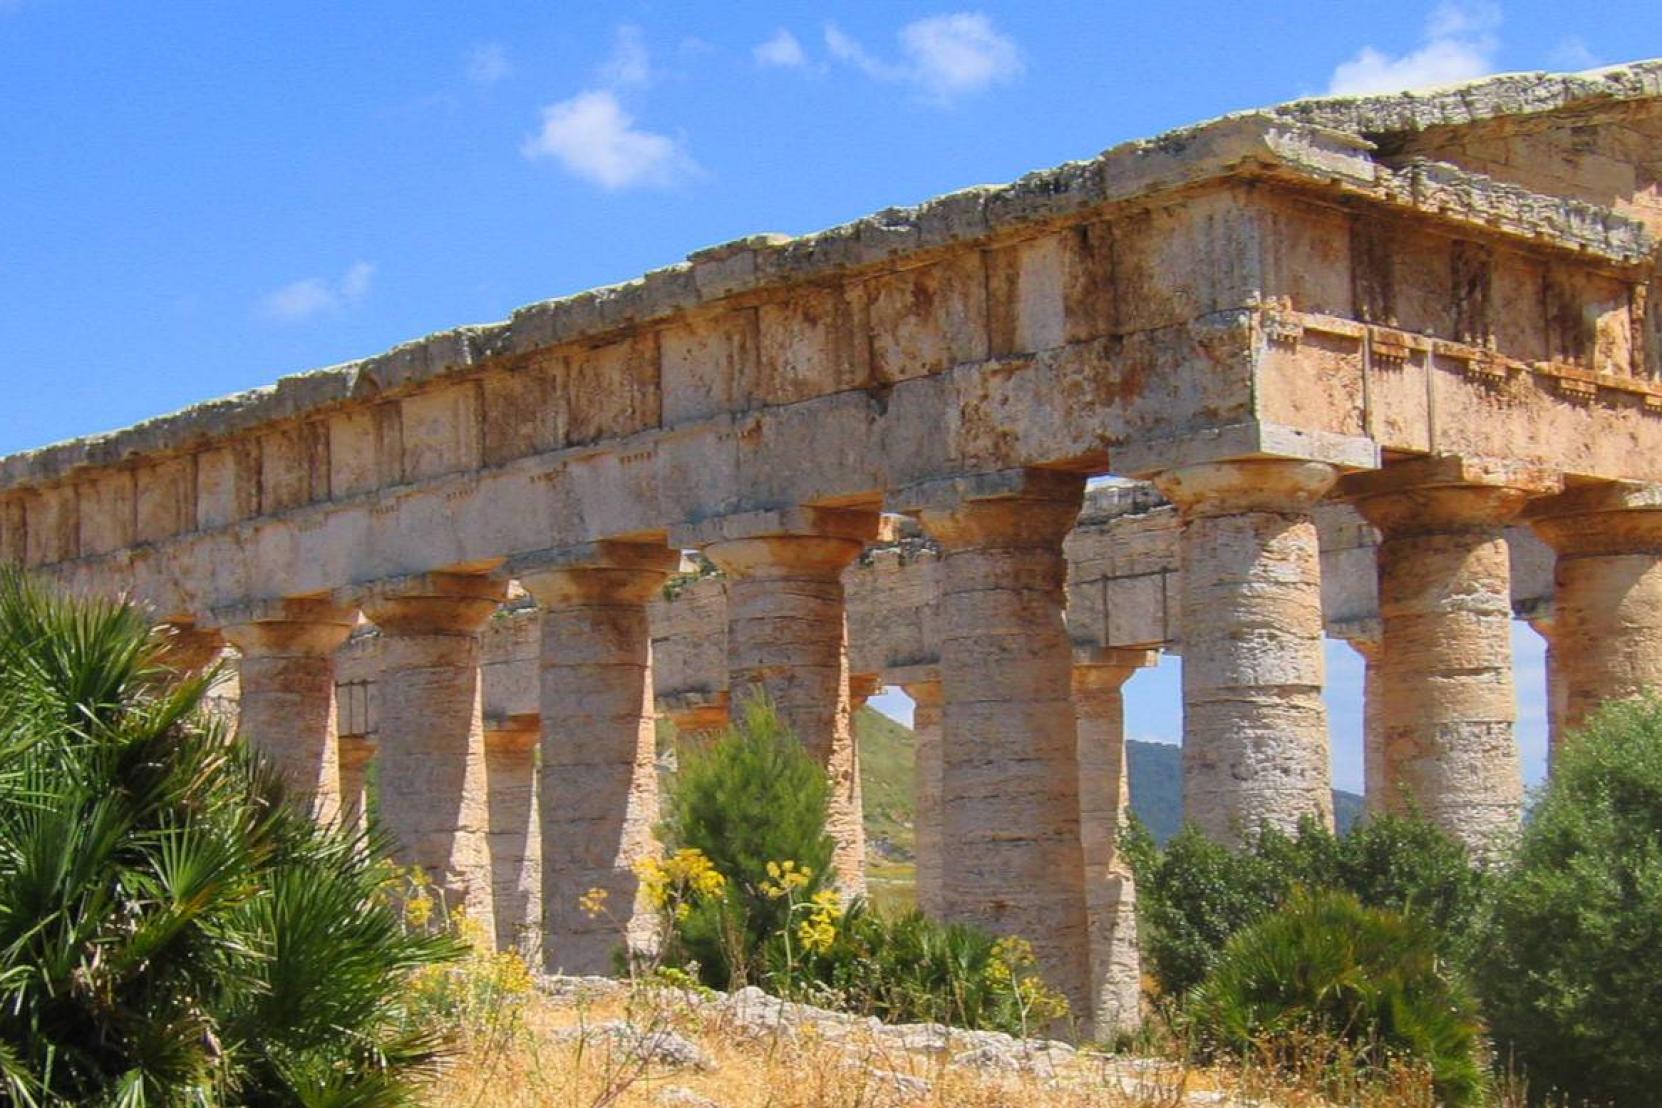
[520,90,688,189]
[899,13,1023,102]
[1326,2,1501,95]
[259,261,375,323]
[466,42,512,85]
[600,24,651,88]
[824,12,1022,104]
[754,28,807,69]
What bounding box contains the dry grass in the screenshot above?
[415,977,1514,1108]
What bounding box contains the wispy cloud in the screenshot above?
[599,24,651,88]
[822,12,1023,104]
[521,90,689,189]
[465,42,512,85]
[1326,2,1501,95]
[259,261,375,322]
[523,24,691,190]
[753,28,807,69]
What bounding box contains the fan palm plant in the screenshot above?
[0,568,460,1106]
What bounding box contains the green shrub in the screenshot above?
[1189,889,1489,1107]
[658,698,836,987]
[0,569,460,1105]
[1479,697,1662,1105]
[792,903,1070,1036]
[1124,812,1487,1000]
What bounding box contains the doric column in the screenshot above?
[517,542,678,975]
[220,599,356,823]
[1074,646,1156,1036]
[900,675,944,919]
[1345,457,1550,851]
[484,713,541,955]
[1153,459,1338,841]
[361,572,505,940]
[679,507,880,898]
[337,735,374,831]
[1529,482,1662,742]
[156,621,225,675]
[902,469,1091,1016]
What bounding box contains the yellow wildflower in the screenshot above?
[404,893,434,929]
[578,887,610,918]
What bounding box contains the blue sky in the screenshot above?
[3,1,1646,789]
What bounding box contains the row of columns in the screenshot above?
[179,458,1662,1039]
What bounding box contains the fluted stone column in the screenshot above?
[221,600,356,823]
[1075,647,1155,1036]
[519,543,677,975]
[1154,459,1338,841]
[484,714,541,955]
[1347,459,1544,851]
[362,573,505,940]
[338,735,374,831]
[687,508,880,897]
[906,469,1091,1016]
[1530,482,1662,742]
[901,677,944,919]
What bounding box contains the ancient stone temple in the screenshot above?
[3,62,1661,1034]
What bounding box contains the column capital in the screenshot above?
[673,506,879,579]
[484,713,541,753]
[1526,481,1662,556]
[849,672,882,709]
[1073,646,1159,692]
[898,468,1084,551]
[357,571,506,635]
[1330,617,1383,657]
[514,541,679,607]
[218,597,357,656]
[1340,454,1558,535]
[1153,458,1336,518]
[156,621,226,673]
[337,733,376,772]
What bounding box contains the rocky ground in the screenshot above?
[424,973,1275,1107]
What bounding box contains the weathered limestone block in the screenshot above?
[1346,458,1549,851]
[904,469,1091,1019]
[156,621,225,675]
[1074,647,1155,1036]
[1530,482,1662,738]
[484,714,541,955]
[220,599,356,823]
[1154,459,1337,841]
[361,572,506,941]
[518,543,677,974]
[683,508,880,898]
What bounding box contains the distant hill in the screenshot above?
[854,709,1363,855]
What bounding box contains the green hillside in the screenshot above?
[856,709,1364,861]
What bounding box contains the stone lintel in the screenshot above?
[891,467,1084,516]
[669,505,880,550]
[1112,421,1378,480]
[1338,453,1561,502]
